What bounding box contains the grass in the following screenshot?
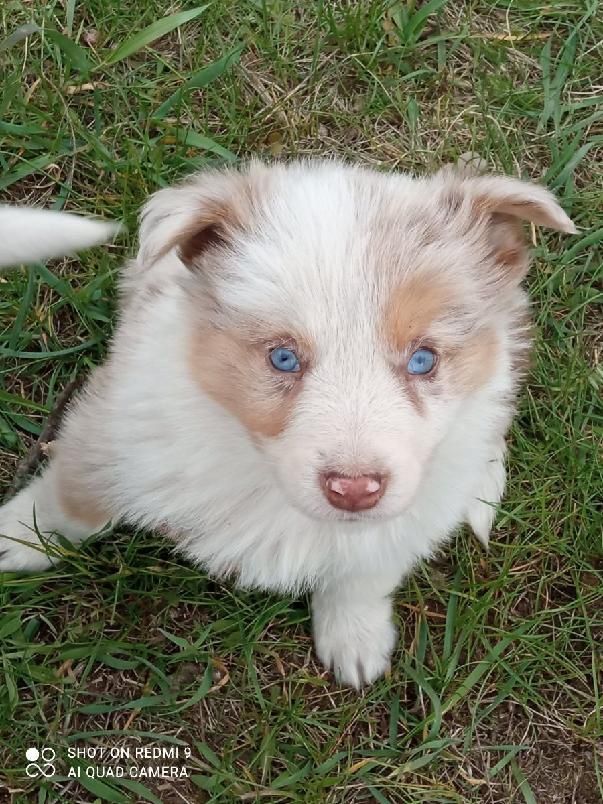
[0,1,601,801]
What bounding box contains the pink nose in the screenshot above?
[320,472,387,512]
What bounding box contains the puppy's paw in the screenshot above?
[0,501,55,573]
[466,439,507,547]
[312,597,397,688]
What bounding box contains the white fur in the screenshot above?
[465,437,507,547]
[0,470,85,570]
[0,206,120,269]
[0,161,574,687]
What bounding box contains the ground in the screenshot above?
[0,1,601,802]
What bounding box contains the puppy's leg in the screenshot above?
[0,454,109,572]
[312,569,401,688]
[465,438,507,547]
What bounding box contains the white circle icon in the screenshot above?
[26,748,40,762]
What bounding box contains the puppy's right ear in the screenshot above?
[137,168,254,269]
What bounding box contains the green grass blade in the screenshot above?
[65,0,76,35]
[70,765,128,803]
[368,787,391,804]
[45,29,91,75]
[443,569,461,662]
[510,758,538,804]
[0,339,100,359]
[0,152,73,191]
[104,5,210,65]
[404,0,449,45]
[115,778,164,804]
[0,390,49,413]
[562,226,603,261]
[442,625,529,715]
[153,45,243,119]
[402,659,443,740]
[547,137,603,189]
[0,23,39,53]
[8,269,36,351]
[170,129,237,162]
[270,761,312,789]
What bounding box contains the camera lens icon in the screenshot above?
[26,747,56,778]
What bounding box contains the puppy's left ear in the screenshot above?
[434,171,576,286]
[463,174,576,234]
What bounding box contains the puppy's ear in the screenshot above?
[463,174,576,234]
[137,168,253,269]
[434,171,576,284]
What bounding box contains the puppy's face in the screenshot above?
[141,162,574,522]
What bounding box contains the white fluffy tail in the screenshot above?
[0,206,121,269]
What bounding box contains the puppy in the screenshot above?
[0,206,120,269]
[0,161,575,687]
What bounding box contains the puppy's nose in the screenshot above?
[320,472,387,512]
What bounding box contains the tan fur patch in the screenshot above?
[58,480,109,530]
[383,275,454,350]
[509,305,533,382]
[487,213,530,281]
[450,328,499,394]
[189,327,305,438]
[384,276,500,398]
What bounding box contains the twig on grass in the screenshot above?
[7,377,81,498]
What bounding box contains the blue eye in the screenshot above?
[269,347,300,373]
[407,348,436,375]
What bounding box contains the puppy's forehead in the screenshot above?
[217,166,456,334]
